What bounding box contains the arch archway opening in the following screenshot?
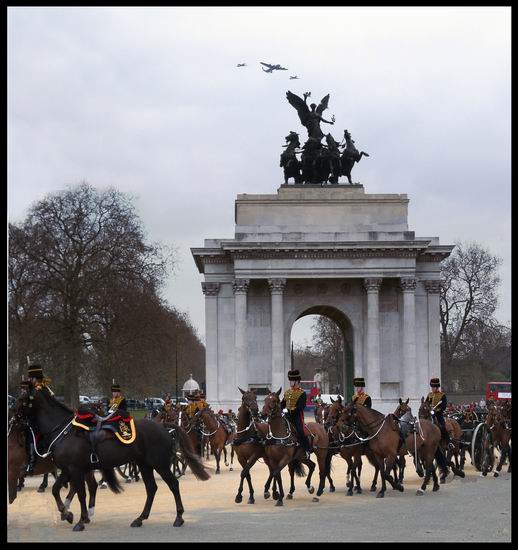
[290,306,354,400]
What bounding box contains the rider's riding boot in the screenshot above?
[26,444,36,475]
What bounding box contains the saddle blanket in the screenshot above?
[72,409,136,444]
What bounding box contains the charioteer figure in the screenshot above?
[281,369,312,459]
[352,377,372,408]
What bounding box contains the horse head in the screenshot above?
[324,399,344,431]
[238,387,259,417]
[261,388,282,420]
[394,397,411,419]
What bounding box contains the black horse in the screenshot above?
[16,384,210,532]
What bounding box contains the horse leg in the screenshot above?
[85,471,98,519]
[37,473,49,493]
[375,457,388,498]
[229,446,234,471]
[287,463,295,500]
[345,458,354,496]
[68,468,89,532]
[155,464,185,527]
[17,472,26,492]
[130,464,158,527]
[495,444,508,477]
[353,454,363,494]
[52,470,74,524]
[371,464,379,492]
[417,461,433,495]
[314,451,329,500]
[325,452,335,492]
[302,457,316,494]
[223,444,229,467]
[214,447,221,474]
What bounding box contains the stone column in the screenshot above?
[400,277,417,399]
[233,279,250,396]
[201,282,220,403]
[268,278,287,393]
[363,278,382,400]
[424,280,441,384]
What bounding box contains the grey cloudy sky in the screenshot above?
[8,6,511,347]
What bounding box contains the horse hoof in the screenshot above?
[286,494,293,500]
[235,495,243,504]
[61,512,74,524]
[308,486,315,494]
[275,500,283,507]
[398,485,404,492]
[229,467,233,471]
[458,471,465,478]
[264,492,270,500]
[433,485,440,492]
[356,488,362,494]
[125,478,132,483]
[482,472,487,477]
[224,463,229,467]
[131,519,143,528]
[347,490,353,496]
[376,492,384,499]
[272,491,279,500]
[37,487,46,493]
[72,523,85,532]
[247,497,255,504]
[416,489,424,496]
[329,486,335,493]
[173,517,184,527]
[370,486,376,492]
[83,517,90,524]
[312,497,319,503]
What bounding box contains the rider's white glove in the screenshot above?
[282,408,288,414]
[431,410,435,415]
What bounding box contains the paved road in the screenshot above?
[7,457,511,542]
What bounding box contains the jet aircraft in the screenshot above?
[289,75,299,80]
[260,62,288,73]
[236,63,247,67]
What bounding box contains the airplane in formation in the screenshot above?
[260,62,288,73]
[236,63,247,67]
[289,75,299,80]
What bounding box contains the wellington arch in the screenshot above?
[192,185,453,414]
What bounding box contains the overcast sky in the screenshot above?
[8,6,511,347]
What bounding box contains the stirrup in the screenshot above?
[90,452,99,464]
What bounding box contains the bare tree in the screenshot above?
[311,316,344,392]
[8,182,174,407]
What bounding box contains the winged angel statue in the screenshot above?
[286,91,335,141]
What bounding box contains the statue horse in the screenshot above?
[301,138,328,184]
[340,129,369,184]
[15,383,210,532]
[280,132,303,184]
[419,398,465,480]
[193,406,235,474]
[260,389,331,506]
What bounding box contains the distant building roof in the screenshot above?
[182,374,200,393]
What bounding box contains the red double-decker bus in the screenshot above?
[486,381,512,401]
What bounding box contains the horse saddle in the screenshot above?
[72,408,136,445]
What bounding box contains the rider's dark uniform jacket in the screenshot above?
[281,388,311,453]
[109,396,127,412]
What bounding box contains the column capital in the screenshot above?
[363,277,382,292]
[424,280,441,294]
[400,277,417,292]
[268,278,287,294]
[232,278,250,294]
[201,282,220,296]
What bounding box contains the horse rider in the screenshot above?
[217,409,233,434]
[185,391,207,418]
[108,382,127,414]
[352,377,372,408]
[281,369,312,459]
[24,364,53,474]
[426,377,452,448]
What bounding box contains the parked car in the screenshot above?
[145,397,165,410]
[173,397,188,407]
[8,394,16,409]
[126,398,146,410]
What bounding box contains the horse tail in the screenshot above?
[176,425,211,481]
[99,468,123,494]
[291,458,306,478]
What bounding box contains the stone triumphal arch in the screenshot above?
[192,185,453,413]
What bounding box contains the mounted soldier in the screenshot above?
[281,369,311,459]
[108,382,127,413]
[352,377,372,408]
[425,377,452,447]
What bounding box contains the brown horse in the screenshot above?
[261,389,330,505]
[419,398,465,479]
[314,402,328,424]
[232,388,282,504]
[393,398,448,495]
[193,407,234,474]
[486,403,512,477]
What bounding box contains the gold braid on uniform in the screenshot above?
[284,388,304,411]
[109,395,124,409]
[427,391,445,409]
[353,393,370,406]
